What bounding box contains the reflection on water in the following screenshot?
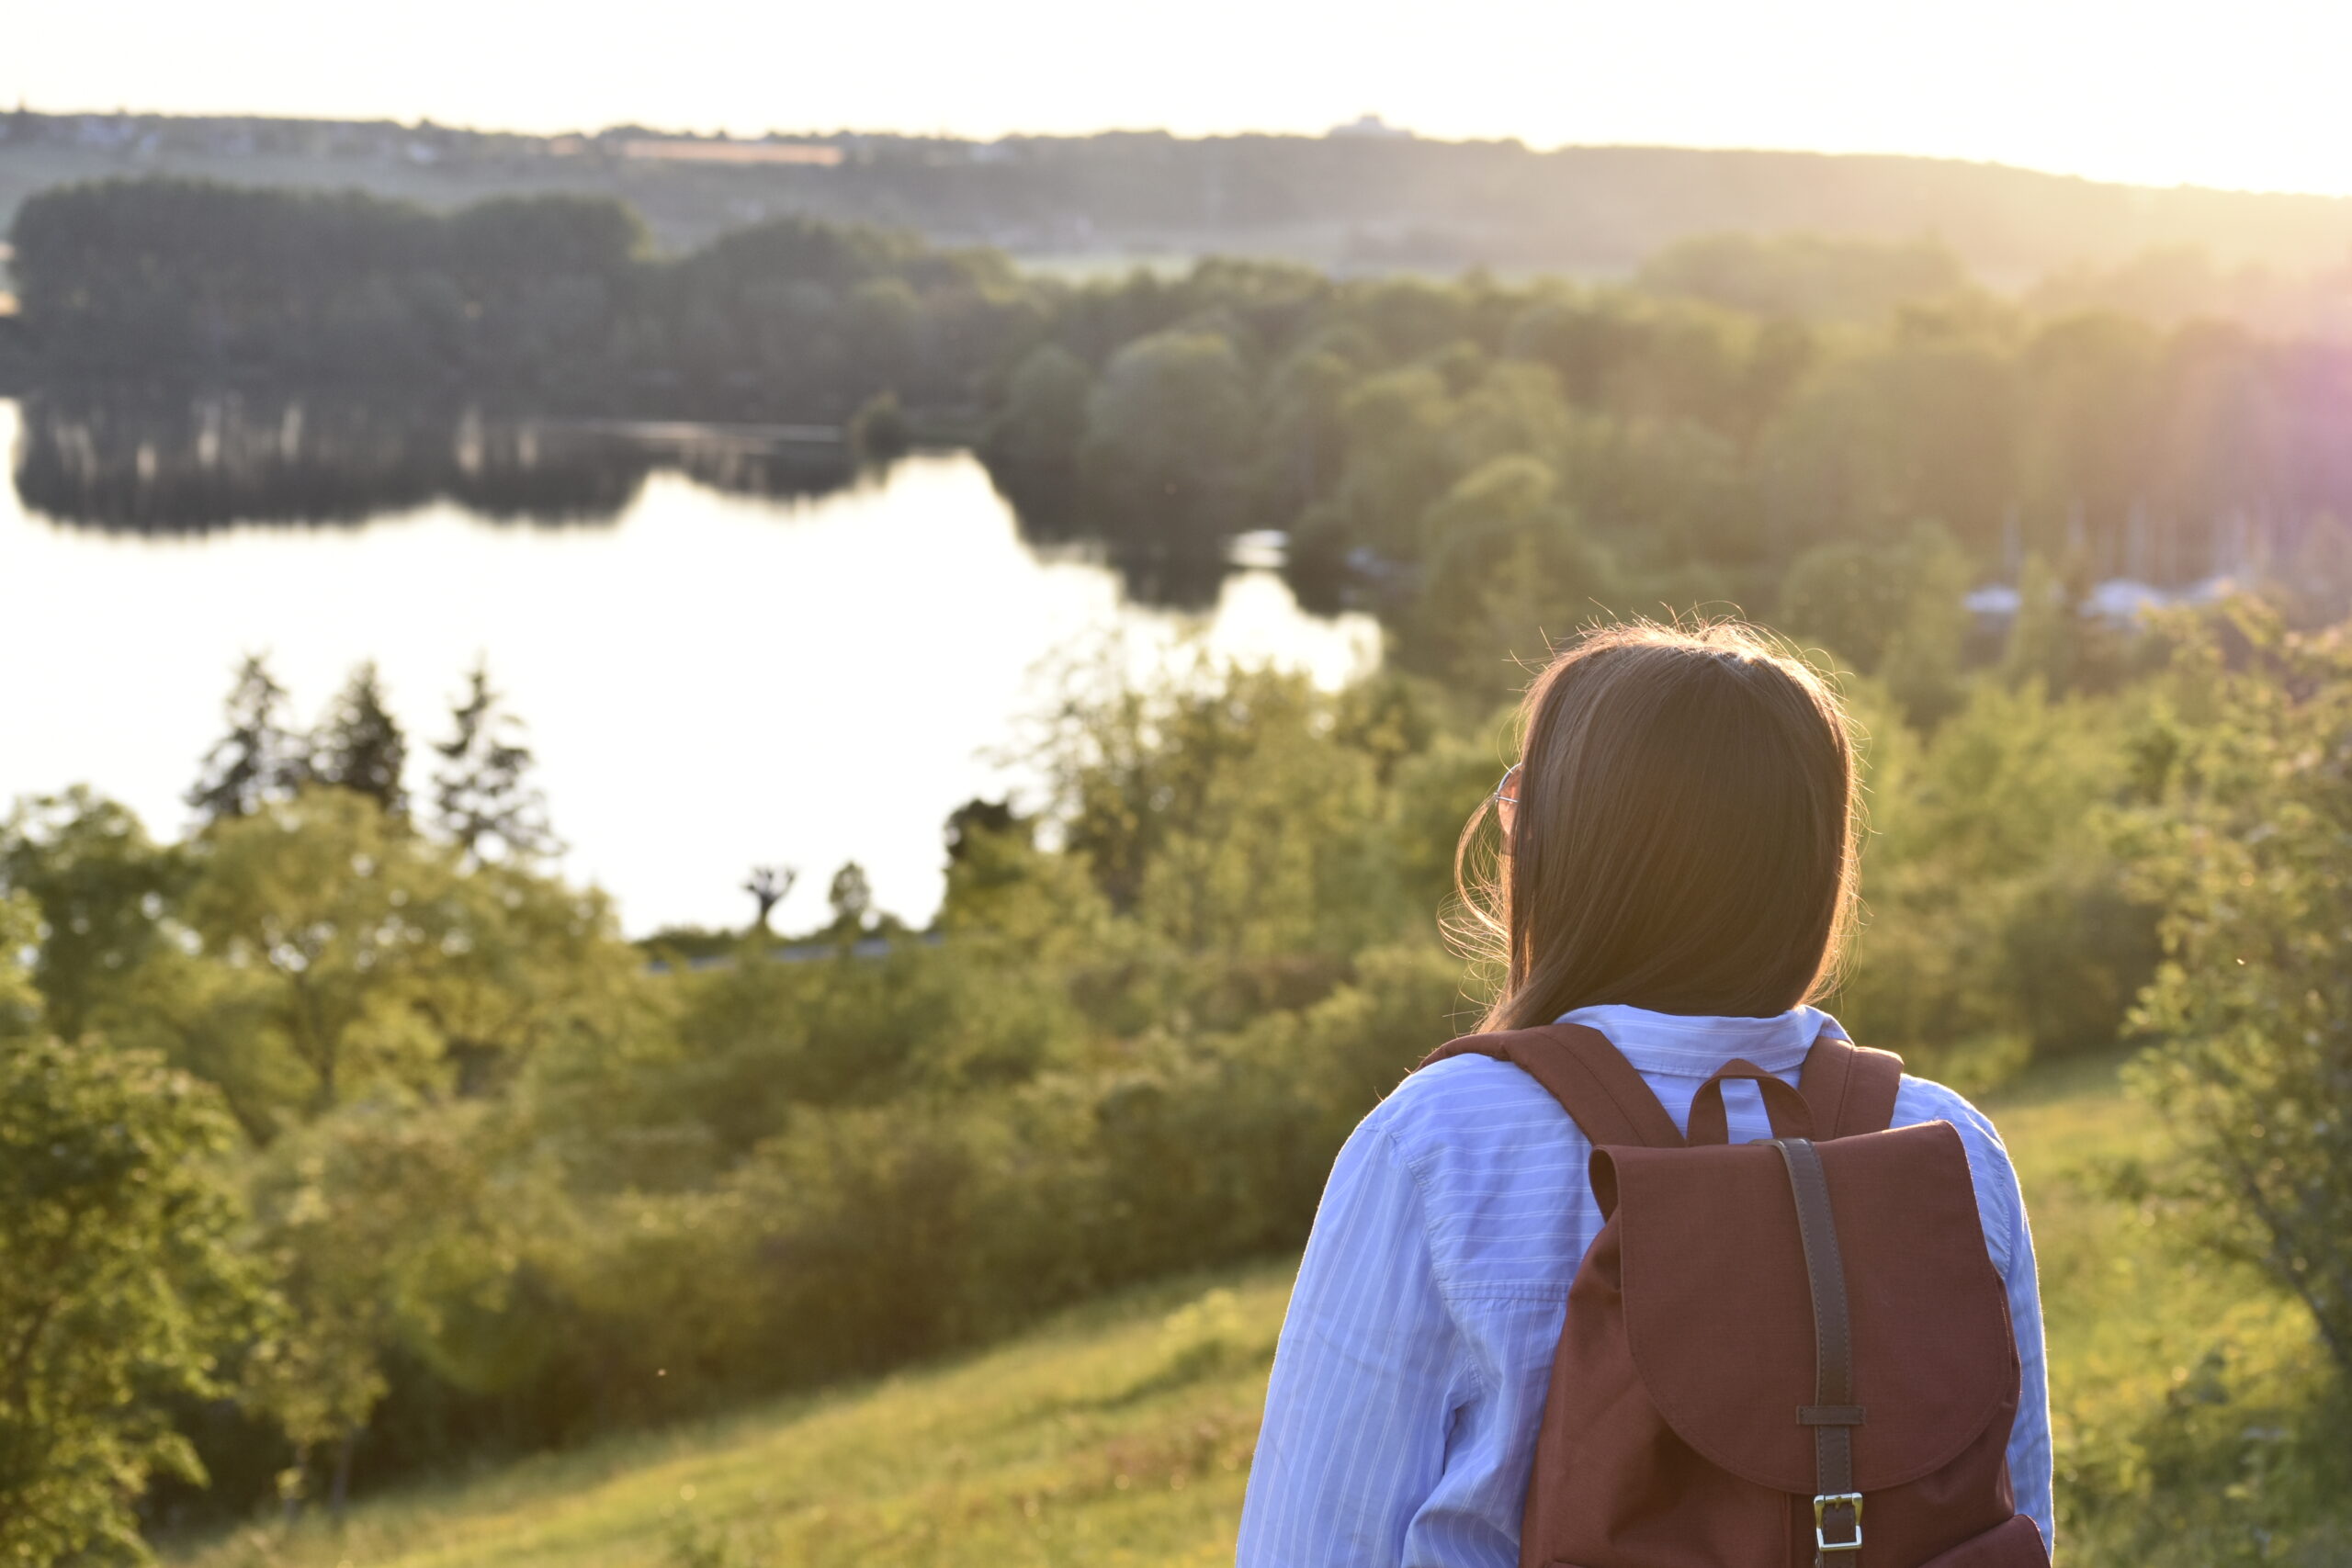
[1,398,1381,935]
[14,390,860,531]
[15,391,1275,612]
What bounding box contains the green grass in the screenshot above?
[169,1053,2347,1568]
[1982,1054,2347,1563]
[170,1269,1288,1568]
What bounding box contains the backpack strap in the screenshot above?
[1796,1035,1906,1139]
[1419,1023,1684,1149]
[1686,1060,1815,1145]
[1770,1135,1866,1560]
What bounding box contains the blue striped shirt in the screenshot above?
[1238,1004,2053,1566]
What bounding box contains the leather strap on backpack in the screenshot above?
[1771,1136,1867,1562]
[1419,1024,1683,1148]
[1686,1060,1815,1145]
[1796,1037,1905,1139]
[1420,1026,1905,1152]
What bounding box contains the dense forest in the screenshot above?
[6,176,2352,1564]
[13,180,2352,623]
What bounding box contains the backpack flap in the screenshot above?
[1595,1121,2016,1495]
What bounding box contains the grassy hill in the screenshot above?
[173,1264,1287,1568]
[165,1053,2346,1568]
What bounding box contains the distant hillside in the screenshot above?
[6,110,2351,283]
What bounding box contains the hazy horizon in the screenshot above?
[13,0,2352,199]
[19,103,2352,209]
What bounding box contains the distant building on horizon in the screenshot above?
[1328,114,1414,141]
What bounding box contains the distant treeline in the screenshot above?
[966,244,2352,641]
[14,178,2352,649]
[9,180,1035,416]
[10,109,2352,281]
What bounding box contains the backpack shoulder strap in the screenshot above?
[1796,1034,1906,1138]
[1419,1022,1684,1149]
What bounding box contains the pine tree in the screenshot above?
[431,660,558,864]
[187,654,307,824]
[826,861,874,937]
[311,662,409,818]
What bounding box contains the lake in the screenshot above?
[0,397,1379,935]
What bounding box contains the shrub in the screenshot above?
[0,900,261,1562]
[2123,615,2352,1374]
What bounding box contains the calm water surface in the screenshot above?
[0,400,1378,933]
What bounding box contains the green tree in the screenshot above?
[2018,311,2159,534]
[2123,613,2352,1371]
[432,660,558,865]
[244,1097,530,1520]
[847,391,911,466]
[1834,675,2147,1075]
[1779,522,1971,727]
[1638,232,1970,322]
[171,787,636,1122]
[1779,527,1923,671]
[1758,333,2018,558]
[0,897,36,1040]
[985,344,1094,467]
[937,803,1107,970]
[1875,524,1973,731]
[1044,666,1408,1024]
[0,788,184,1041]
[1080,329,1254,528]
[2000,551,2076,692]
[180,788,460,1118]
[1999,549,2137,696]
[310,661,409,817]
[0,895,260,1563]
[408,861,650,1099]
[187,654,307,824]
[825,861,876,938]
[1408,455,1616,691]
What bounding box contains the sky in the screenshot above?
[10,0,2352,197]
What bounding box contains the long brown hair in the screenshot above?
[1459,620,1860,1030]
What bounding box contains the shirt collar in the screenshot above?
[1554,1002,1847,1077]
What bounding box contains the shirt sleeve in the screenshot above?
[1895,1083,2058,1555]
[1996,1166,2056,1553]
[1238,1115,1476,1568]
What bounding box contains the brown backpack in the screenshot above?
[1419,1022,2050,1568]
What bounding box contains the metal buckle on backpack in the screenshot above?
[1813,1493,1864,1553]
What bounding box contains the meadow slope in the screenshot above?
[170,1054,2346,1568]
